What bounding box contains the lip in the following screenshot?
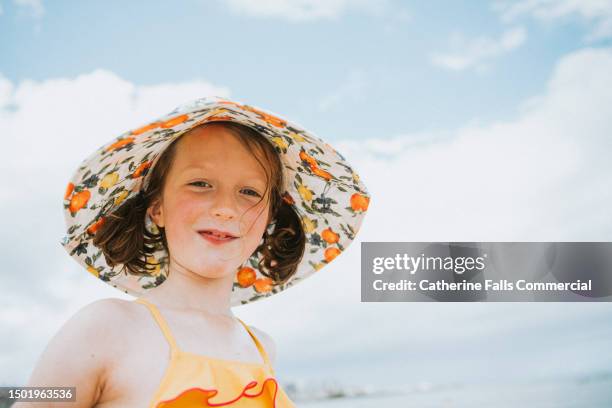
[197,229,239,246]
[198,229,239,238]
[199,232,238,245]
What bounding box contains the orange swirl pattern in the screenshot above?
[156,378,281,408]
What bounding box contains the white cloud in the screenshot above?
[343,47,612,242]
[494,0,612,42]
[1,69,229,176]
[279,47,612,386]
[2,47,612,387]
[221,0,390,22]
[430,26,527,71]
[13,0,44,18]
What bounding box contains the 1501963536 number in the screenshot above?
[0,386,76,402]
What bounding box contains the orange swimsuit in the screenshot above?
[134,298,297,408]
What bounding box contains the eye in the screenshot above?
[189,181,210,188]
[241,188,262,198]
[190,181,261,198]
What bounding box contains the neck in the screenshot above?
[142,259,237,319]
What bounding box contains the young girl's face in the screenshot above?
[148,124,272,280]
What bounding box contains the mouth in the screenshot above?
[198,229,239,242]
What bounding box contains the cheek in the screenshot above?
[162,197,201,240]
[238,200,270,236]
[237,213,269,261]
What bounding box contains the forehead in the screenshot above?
[172,124,268,179]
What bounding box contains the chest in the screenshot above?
[96,311,265,407]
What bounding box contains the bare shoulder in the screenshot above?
[78,297,134,320]
[83,297,142,321]
[56,297,140,361]
[248,325,277,366]
[47,297,136,354]
[14,298,137,407]
[80,297,151,345]
[72,297,140,339]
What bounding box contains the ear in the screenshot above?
[147,198,165,228]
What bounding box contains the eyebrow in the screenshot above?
[182,165,213,173]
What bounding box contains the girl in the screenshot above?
[18,96,370,407]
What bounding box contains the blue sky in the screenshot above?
[2,0,608,139]
[1,0,612,402]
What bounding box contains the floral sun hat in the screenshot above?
[61,96,371,306]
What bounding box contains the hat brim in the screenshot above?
[61,96,371,306]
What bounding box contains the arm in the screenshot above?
[12,298,123,408]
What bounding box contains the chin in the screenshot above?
[189,260,243,278]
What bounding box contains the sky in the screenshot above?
[1,0,612,394]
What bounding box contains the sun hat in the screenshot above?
[60,95,371,306]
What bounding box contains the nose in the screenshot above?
[213,210,234,221]
[210,190,238,221]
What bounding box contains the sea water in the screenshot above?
[296,375,612,408]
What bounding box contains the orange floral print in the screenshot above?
[132,161,152,178]
[324,247,341,262]
[86,217,105,235]
[237,267,257,288]
[311,166,332,181]
[160,114,189,128]
[321,228,339,244]
[299,148,334,181]
[64,182,74,200]
[299,150,317,168]
[69,190,91,214]
[131,122,161,135]
[242,105,286,128]
[207,115,235,122]
[105,137,135,152]
[350,193,369,212]
[253,278,274,293]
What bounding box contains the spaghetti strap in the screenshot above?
[134,298,275,374]
[134,298,180,356]
[235,318,274,375]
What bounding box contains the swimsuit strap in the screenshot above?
[236,318,275,375]
[135,298,275,373]
[134,298,180,356]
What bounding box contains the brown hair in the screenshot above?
[93,121,306,286]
